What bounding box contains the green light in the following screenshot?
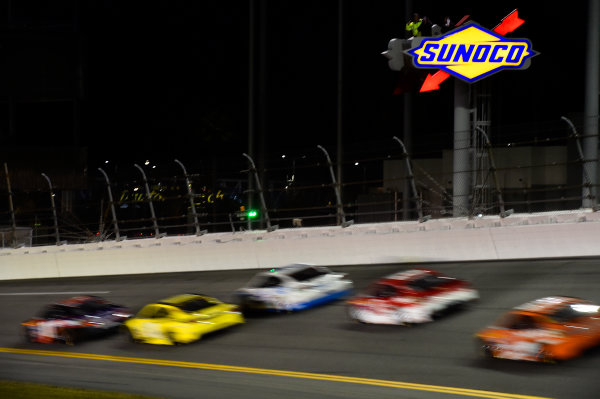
[247,210,258,218]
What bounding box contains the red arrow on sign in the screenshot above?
[420,71,451,92]
[418,9,524,92]
[492,9,524,35]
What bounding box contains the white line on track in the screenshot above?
[0,291,111,296]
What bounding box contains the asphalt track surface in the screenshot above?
[1,258,599,399]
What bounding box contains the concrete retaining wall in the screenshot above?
[1,210,599,280]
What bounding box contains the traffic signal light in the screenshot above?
[247,210,258,218]
[381,38,411,71]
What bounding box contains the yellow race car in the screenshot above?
[123,293,244,345]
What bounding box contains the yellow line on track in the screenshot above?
[0,347,552,399]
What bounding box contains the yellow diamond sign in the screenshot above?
[407,22,536,83]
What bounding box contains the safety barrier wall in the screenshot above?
[1,210,599,281]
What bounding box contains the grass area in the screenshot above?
[0,380,162,399]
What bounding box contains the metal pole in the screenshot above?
[453,80,471,217]
[256,0,268,231]
[403,0,414,221]
[242,153,275,231]
[336,0,344,226]
[474,127,512,217]
[4,163,17,247]
[403,93,413,221]
[247,0,255,232]
[317,145,352,226]
[98,168,121,241]
[174,159,202,236]
[561,116,597,209]
[392,136,424,221]
[41,173,60,245]
[583,0,599,209]
[133,163,160,238]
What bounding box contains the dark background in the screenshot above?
[0,1,590,167]
[0,0,594,238]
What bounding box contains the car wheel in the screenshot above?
[60,329,76,346]
[477,339,494,358]
[536,345,556,363]
[167,331,179,345]
[23,327,36,343]
[123,327,138,344]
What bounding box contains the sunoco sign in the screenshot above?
[406,21,536,83]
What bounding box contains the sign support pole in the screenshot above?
[453,80,471,217]
[583,0,599,209]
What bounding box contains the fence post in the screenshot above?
[133,163,161,238]
[242,153,276,231]
[474,128,513,218]
[4,163,17,248]
[392,136,429,222]
[174,159,204,236]
[98,168,122,241]
[561,116,599,210]
[41,173,60,245]
[317,145,352,227]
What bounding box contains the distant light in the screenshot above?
[354,162,359,166]
[133,187,139,192]
[144,160,150,166]
[104,160,109,164]
[281,154,286,159]
[152,165,156,169]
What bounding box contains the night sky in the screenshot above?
[0,0,593,176]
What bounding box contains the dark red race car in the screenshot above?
[22,295,131,345]
[347,269,479,325]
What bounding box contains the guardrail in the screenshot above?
[1,210,599,281]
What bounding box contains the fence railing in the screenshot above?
[0,123,598,247]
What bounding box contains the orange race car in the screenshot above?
[476,296,600,362]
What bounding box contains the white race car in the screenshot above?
[235,264,353,312]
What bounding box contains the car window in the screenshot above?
[41,305,71,319]
[408,275,445,291]
[551,303,598,322]
[137,305,158,318]
[366,283,397,298]
[249,275,282,288]
[79,300,112,314]
[290,267,327,282]
[154,308,170,318]
[500,314,537,330]
[179,298,213,312]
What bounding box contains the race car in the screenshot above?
[22,295,131,345]
[476,296,600,362]
[346,268,479,325]
[123,293,244,345]
[235,263,353,312]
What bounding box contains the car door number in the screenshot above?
[142,322,166,340]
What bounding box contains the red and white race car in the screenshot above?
[347,269,478,325]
